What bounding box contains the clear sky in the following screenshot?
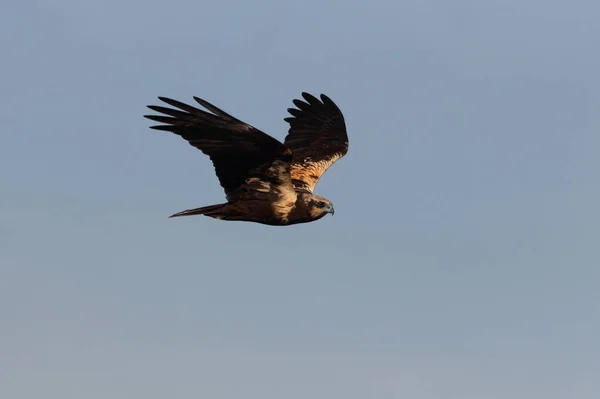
[2,1,599,398]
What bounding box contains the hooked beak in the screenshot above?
[327,204,335,216]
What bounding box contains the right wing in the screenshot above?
[283,92,348,193]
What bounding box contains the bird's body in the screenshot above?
[144,92,348,226]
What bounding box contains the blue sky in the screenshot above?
[1,0,599,398]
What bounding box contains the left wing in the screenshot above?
[144,96,295,204]
[283,92,348,193]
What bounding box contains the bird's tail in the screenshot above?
[169,203,227,218]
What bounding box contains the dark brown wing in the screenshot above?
[283,92,348,193]
[144,96,296,203]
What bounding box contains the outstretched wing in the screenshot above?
[283,92,348,193]
[144,96,296,204]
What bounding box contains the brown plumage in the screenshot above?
[144,92,348,226]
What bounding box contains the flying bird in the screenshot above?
[144,92,348,226]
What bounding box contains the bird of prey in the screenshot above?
[144,92,348,226]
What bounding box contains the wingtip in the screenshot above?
[192,96,211,110]
[301,92,319,103]
[320,93,332,102]
[148,125,173,131]
[287,108,302,117]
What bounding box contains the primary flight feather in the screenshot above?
[144,92,348,226]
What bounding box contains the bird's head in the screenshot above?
[307,195,335,219]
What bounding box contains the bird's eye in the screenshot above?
[317,201,326,208]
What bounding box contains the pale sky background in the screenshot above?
[1,1,600,398]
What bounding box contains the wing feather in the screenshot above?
[283,92,348,192]
[144,96,296,207]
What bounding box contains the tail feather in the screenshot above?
[169,203,227,218]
